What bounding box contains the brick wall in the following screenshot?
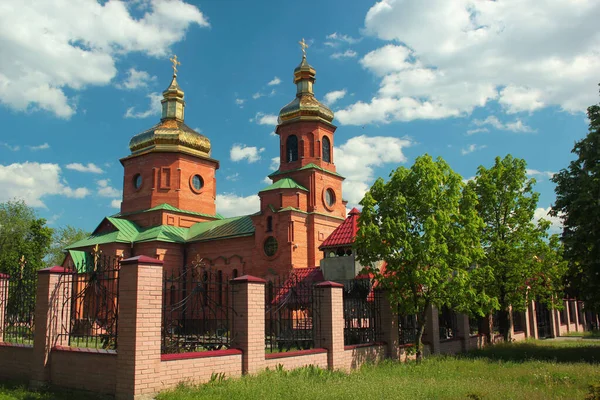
[343,345,386,370]
[439,339,463,355]
[50,348,117,394]
[0,345,33,381]
[264,350,328,370]
[159,352,242,389]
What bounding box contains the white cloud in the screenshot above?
[226,173,240,182]
[472,116,534,133]
[66,163,104,174]
[337,0,600,125]
[534,206,563,235]
[252,92,263,100]
[461,144,486,155]
[97,179,121,198]
[110,199,121,209]
[268,77,281,86]
[527,169,555,179]
[0,162,89,207]
[230,144,265,163]
[336,135,413,206]
[466,128,490,135]
[216,193,260,218]
[269,157,279,171]
[326,32,361,44]
[323,89,347,106]
[124,92,162,119]
[0,0,209,118]
[0,142,20,151]
[331,50,358,59]
[235,98,245,108]
[117,68,156,90]
[250,112,278,126]
[27,143,50,151]
[262,176,272,185]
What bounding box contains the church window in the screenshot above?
[192,174,204,191]
[286,135,298,162]
[322,136,331,163]
[264,236,278,257]
[325,188,335,207]
[266,216,273,232]
[133,174,142,190]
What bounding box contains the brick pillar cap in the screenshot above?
[316,281,344,288]
[231,275,266,284]
[0,273,9,279]
[38,266,72,274]
[120,255,163,266]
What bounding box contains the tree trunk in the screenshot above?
[486,312,493,344]
[415,311,428,363]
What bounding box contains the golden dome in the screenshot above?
[278,56,334,125]
[127,74,211,158]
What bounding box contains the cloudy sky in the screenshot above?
[1,0,598,233]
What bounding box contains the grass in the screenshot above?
[562,330,600,339]
[0,382,111,400]
[157,340,600,400]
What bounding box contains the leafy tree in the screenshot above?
[552,88,600,311]
[46,225,90,267]
[470,155,566,341]
[0,200,53,278]
[355,155,486,361]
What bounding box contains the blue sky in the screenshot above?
[0,0,598,233]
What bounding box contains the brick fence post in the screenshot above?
[528,301,538,339]
[572,300,580,332]
[30,266,71,388]
[315,281,345,370]
[422,305,440,354]
[0,273,8,342]
[379,291,399,360]
[116,256,163,400]
[523,306,532,339]
[230,275,265,375]
[456,313,470,351]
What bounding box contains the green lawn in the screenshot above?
[158,340,600,400]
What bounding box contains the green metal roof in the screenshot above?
[65,230,123,250]
[268,163,344,179]
[68,250,93,273]
[111,203,223,220]
[259,178,308,193]
[187,215,255,242]
[105,217,140,239]
[135,225,188,243]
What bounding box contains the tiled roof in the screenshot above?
[187,215,255,242]
[319,208,359,249]
[111,203,223,220]
[259,178,308,193]
[268,163,344,179]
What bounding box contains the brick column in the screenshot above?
[578,302,587,330]
[230,275,265,375]
[315,281,345,370]
[116,256,163,400]
[572,300,580,332]
[378,291,399,360]
[30,266,71,388]
[564,300,572,333]
[522,307,532,338]
[528,301,538,339]
[422,305,440,354]
[456,313,470,351]
[549,304,558,338]
[0,273,8,342]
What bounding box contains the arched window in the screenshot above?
[266,216,273,232]
[322,136,331,163]
[286,135,298,162]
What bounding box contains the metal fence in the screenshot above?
[265,274,321,353]
[513,311,526,333]
[2,271,36,344]
[161,265,233,354]
[57,255,120,350]
[439,307,458,340]
[342,279,382,346]
[398,313,418,344]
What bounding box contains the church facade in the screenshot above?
[64,51,347,279]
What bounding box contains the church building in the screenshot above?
[64,48,348,279]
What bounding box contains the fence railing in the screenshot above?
[2,272,37,345]
[161,265,233,354]
[398,313,418,344]
[265,274,321,353]
[342,279,382,346]
[57,256,120,350]
[439,307,458,340]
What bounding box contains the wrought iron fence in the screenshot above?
[162,265,233,354]
[439,307,458,340]
[57,255,120,350]
[469,316,483,336]
[2,271,36,344]
[398,313,418,345]
[342,279,382,346]
[513,311,526,333]
[265,273,321,353]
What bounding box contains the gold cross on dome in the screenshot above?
[298,38,309,57]
[169,55,181,75]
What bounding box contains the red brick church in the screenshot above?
[64,51,348,279]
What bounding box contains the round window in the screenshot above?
[133,174,142,190]
[325,188,335,207]
[192,175,204,191]
[263,236,278,257]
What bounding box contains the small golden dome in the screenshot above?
[278,56,334,125]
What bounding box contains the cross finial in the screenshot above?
[91,244,101,272]
[169,55,181,76]
[298,38,309,57]
[19,255,26,279]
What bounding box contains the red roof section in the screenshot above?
[271,267,324,305]
[319,207,359,249]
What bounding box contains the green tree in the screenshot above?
[0,200,53,278]
[355,155,486,361]
[46,225,90,267]
[552,88,600,311]
[470,155,566,341]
